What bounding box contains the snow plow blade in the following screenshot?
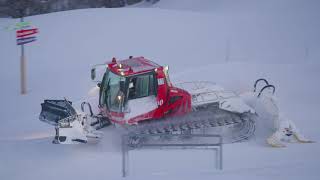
[39,99,77,126]
[39,99,105,144]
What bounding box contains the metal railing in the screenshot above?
[121,133,223,177]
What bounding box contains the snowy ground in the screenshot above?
[1,0,320,179]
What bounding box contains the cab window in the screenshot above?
[128,73,156,100]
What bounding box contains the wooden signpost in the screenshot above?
[16,18,38,95]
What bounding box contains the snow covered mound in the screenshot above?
[0,0,320,179]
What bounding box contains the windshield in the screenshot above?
[100,70,126,112]
[99,69,157,113]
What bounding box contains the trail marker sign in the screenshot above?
[16,28,38,45]
[16,28,38,38]
[15,19,39,95]
[17,36,37,46]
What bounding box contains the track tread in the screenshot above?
[125,104,255,143]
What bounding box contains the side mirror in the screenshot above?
[91,63,106,82]
[97,82,101,88]
[91,68,96,80]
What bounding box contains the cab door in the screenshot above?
[125,73,158,122]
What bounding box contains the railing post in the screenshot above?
[215,148,219,169]
[122,135,128,177]
[219,136,223,170]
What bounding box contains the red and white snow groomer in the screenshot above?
[40,56,256,144]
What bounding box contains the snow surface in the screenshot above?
[1,0,320,179]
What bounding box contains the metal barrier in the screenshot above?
[121,133,223,177]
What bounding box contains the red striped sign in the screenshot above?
[16,28,38,38]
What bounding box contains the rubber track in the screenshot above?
[124,103,256,143]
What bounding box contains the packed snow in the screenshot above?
[0,0,320,179]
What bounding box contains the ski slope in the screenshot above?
[1,0,320,179]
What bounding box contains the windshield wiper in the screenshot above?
[105,78,111,109]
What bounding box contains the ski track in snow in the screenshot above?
[1,0,320,179]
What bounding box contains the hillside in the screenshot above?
[0,0,320,180]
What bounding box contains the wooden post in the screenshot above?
[20,17,27,95]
